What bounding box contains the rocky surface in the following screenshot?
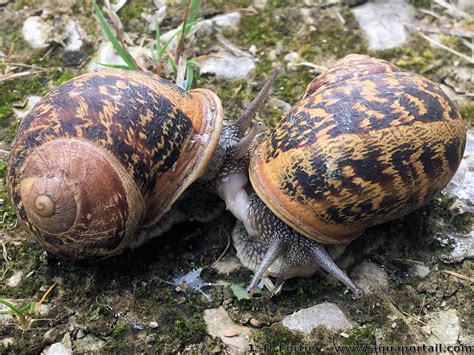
[203,307,253,353]
[350,261,389,295]
[282,302,353,335]
[427,309,460,345]
[352,0,416,50]
[0,0,472,353]
[43,342,72,355]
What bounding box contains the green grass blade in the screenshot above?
[92,0,138,71]
[187,0,201,33]
[98,63,135,70]
[185,64,194,90]
[0,299,23,317]
[168,57,178,73]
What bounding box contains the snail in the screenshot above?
[7,68,281,260]
[217,54,467,297]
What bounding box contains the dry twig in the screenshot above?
[420,33,474,64]
[442,270,474,283]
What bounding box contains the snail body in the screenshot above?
[8,69,224,260]
[219,55,467,296]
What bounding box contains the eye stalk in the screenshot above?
[232,67,285,137]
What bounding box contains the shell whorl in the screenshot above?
[13,138,146,259]
[21,176,77,234]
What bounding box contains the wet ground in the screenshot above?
[0,0,473,353]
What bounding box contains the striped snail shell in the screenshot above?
[7,69,223,260]
[250,54,467,245]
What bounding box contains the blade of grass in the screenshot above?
[185,64,194,90]
[168,57,178,73]
[98,63,135,70]
[0,299,24,317]
[92,0,138,70]
[186,0,201,32]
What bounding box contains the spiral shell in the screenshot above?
[8,69,223,259]
[249,54,467,244]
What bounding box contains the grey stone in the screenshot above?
[203,307,253,353]
[282,302,353,335]
[43,325,67,343]
[456,0,474,11]
[439,231,474,263]
[43,343,72,355]
[159,12,241,53]
[64,20,83,52]
[253,0,267,9]
[0,338,14,348]
[198,53,255,80]
[74,334,105,353]
[212,256,241,275]
[6,271,23,288]
[87,42,150,72]
[22,16,52,49]
[352,0,417,50]
[13,96,41,120]
[444,131,474,214]
[427,309,460,345]
[350,261,388,295]
[61,333,72,350]
[413,264,430,279]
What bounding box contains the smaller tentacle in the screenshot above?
[309,243,363,298]
[233,68,284,136]
[234,122,266,159]
[246,239,285,294]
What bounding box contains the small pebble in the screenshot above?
[223,328,240,337]
[421,325,431,335]
[145,334,156,345]
[249,318,261,328]
[76,329,85,339]
[44,342,72,355]
[6,271,23,288]
[149,321,158,329]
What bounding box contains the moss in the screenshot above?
[377,35,458,79]
[117,0,149,33]
[55,70,76,85]
[408,0,433,7]
[15,0,41,11]
[459,102,474,128]
[343,326,375,347]
[253,325,323,353]
[112,322,127,338]
[0,76,48,144]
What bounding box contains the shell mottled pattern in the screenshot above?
[250,55,467,244]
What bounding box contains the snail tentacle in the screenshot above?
[246,238,285,294]
[308,243,363,298]
[233,68,284,136]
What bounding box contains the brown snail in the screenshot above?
[8,70,286,259]
[7,69,280,260]
[217,54,467,297]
